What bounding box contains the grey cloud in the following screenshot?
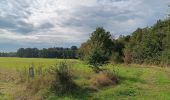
[0,17,34,34]
[0,0,169,51]
[56,3,143,35]
[38,22,54,29]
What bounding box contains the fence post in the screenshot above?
[29,66,34,78]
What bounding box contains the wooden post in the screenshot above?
[29,66,34,78]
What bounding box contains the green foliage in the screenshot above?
[161,49,170,66]
[78,40,91,60]
[88,49,109,72]
[79,27,113,72]
[111,35,131,63]
[111,52,122,64]
[90,27,113,55]
[79,18,170,66]
[125,19,170,65]
[51,62,77,94]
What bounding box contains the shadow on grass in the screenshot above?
[70,86,96,99]
[50,85,97,100]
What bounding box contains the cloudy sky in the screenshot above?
[0,0,169,52]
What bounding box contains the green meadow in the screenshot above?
[0,57,170,100]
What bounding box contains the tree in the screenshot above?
[90,27,113,55]
[17,48,25,57]
[79,27,113,72]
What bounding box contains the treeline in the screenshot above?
[79,18,170,66]
[0,46,78,59]
[124,19,170,65]
[17,46,78,58]
[0,52,16,57]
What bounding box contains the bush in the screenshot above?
[88,49,110,73]
[123,49,132,64]
[50,62,77,94]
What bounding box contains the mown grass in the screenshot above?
[0,57,170,100]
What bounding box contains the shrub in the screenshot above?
[88,49,109,73]
[123,49,132,64]
[50,62,77,94]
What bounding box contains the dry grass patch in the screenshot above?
[90,70,119,88]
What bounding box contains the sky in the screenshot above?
[0,0,169,52]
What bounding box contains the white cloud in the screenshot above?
[0,29,38,42]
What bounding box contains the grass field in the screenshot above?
[0,57,170,100]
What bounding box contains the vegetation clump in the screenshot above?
[50,62,78,95]
[91,70,119,88]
